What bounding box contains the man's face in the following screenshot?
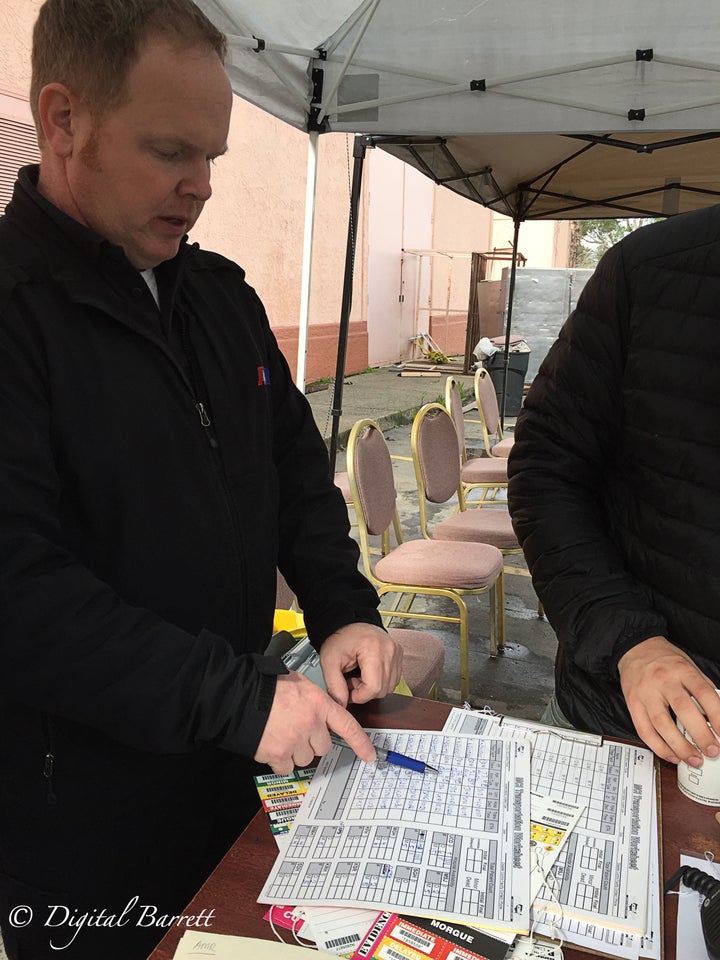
[64,36,232,269]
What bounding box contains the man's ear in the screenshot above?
[37,83,82,158]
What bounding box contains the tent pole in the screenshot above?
[499,217,522,429]
[328,134,367,475]
[297,130,319,391]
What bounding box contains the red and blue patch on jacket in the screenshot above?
[257,366,270,386]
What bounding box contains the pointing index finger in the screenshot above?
[327,706,376,763]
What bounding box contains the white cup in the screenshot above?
[677,692,720,806]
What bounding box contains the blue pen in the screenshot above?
[330,733,438,774]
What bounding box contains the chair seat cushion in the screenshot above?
[432,508,519,550]
[490,438,514,458]
[461,456,508,484]
[387,628,445,698]
[334,471,352,504]
[375,538,502,589]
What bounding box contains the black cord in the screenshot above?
[664,865,720,897]
[664,865,720,960]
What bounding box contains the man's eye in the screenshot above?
[154,148,181,161]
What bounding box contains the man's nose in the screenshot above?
[178,160,212,201]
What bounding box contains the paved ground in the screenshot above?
[305,362,452,449]
[306,363,558,721]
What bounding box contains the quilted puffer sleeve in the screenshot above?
[508,242,667,682]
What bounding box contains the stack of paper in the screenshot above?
[255,713,660,960]
[443,709,660,960]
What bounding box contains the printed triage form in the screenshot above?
[258,729,531,933]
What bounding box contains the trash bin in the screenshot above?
[484,349,530,417]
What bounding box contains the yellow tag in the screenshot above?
[272,609,306,637]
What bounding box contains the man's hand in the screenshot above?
[254,672,376,774]
[618,635,720,766]
[320,623,403,707]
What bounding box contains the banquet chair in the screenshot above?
[473,367,515,458]
[412,402,543,621]
[335,470,403,548]
[334,471,353,506]
[274,570,445,699]
[444,376,507,506]
[347,417,503,701]
[334,470,356,528]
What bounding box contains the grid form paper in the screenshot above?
[530,785,661,960]
[443,710,656,943]
[258,730,531,933]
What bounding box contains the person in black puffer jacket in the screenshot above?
[508,208,720,771]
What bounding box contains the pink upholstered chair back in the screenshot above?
[350,420,397,537]
[413,404,461,505]
[476,367,501,436]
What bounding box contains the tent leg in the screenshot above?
[296,130,319,391]
[499,217,522,429]
[329,134,367,475]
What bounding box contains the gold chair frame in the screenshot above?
[412,400,543,620]
[347,417,502,701]
[444,376,507,507]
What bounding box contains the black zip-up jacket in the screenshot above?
[508,207,720,737]
[0,166,382,776]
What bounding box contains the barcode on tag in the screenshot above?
[383,950,407,960]
[325,933,360,949]
[396,927,433,950]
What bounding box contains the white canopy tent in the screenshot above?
[199,0,720,139]
[197,0,720,457]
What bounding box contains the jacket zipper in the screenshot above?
[194,401,218,448]
[41,713,57,805]
[92,282,249,638]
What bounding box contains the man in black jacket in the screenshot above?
[0,1,401,957]
[508,212,720,775]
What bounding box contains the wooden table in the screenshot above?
[148,694,720,960]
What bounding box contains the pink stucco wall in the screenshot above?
[0,1,42,97]
[364,149,435,368]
